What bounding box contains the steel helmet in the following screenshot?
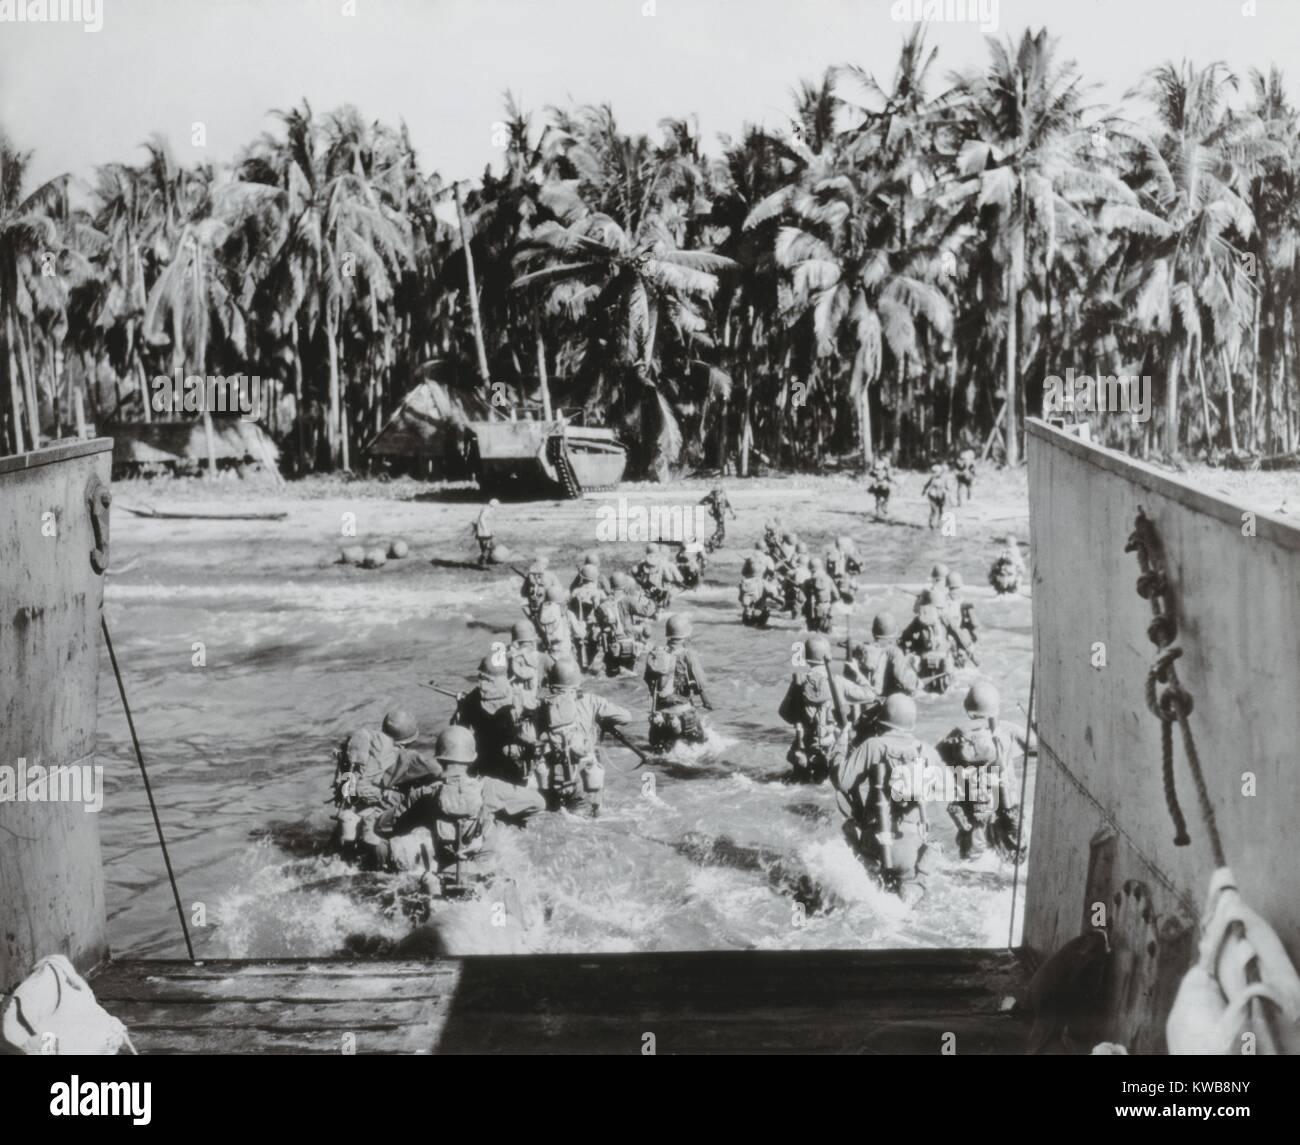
[583,550,601,566]
[930,563,949,581]
[478,654,508,678]
[742,557,757,576]
[804,635,831,665]
[645,544,659,557]
[488,498,500,508]
[580,563,599,583]
[964,680,1000,719]
[611,571,634,590]
[915,588,933,607]
[753,540,765,551]
[538,602,563,626]
[809,556,824,572]
[872,611,899,639]
[547,657,583,689]
[837,535,853,551]
[781,532,795,545]
[930,463,942,473]
[946,570,964,590]
[879,694,917,732]
[534,555,549,570]
[795,541,809,556]
[666,615,693,640]
[435,725,477,764]
[544,584,567,604]
[511,619,537,643]
[382,709,419,745]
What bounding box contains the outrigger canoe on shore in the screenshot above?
[119,503,288,521]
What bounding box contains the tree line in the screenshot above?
[2,26,1299,478]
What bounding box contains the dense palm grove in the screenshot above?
[3,28,1299,477]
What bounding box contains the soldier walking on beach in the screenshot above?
[700,485,737,552]
[472,499,500,566]
[922,464,953,530]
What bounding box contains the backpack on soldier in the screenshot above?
[645,646,678,699]
[434,775,485,861]
[947,723,1009,817]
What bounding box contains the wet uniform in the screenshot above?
[936,718,1024,860]
[777,666,872,783]
[644,640,712,750]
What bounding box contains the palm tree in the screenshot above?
[514,106,733,477]
[944,29,1096,464]
[1114,61,1272,455]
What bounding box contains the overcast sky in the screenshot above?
[3,0,1298,190]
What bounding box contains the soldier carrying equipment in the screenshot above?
[536,658,633,816]
[700,485,737,552]
[738,556,782,627]
[936,682,1024,861]
[778,635,872,783]
[845,611,920,700]
[829,694,933,904]
[899,596,954,693]
[643,615,712,751]
[801,556,840,634]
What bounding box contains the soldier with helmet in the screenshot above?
[536,658,633,816]
[922,462,954,530]
[900,591,953,693]
[942,570,979,664]
[867,456,895,517]
[507,619,550,705]
[644,615,713,750]
[520,554,560,623]
[332,708,441,869]
[936,681,1027,861]
[472,498,502,566]
[989,535,1026,595]
[778,634,873,783]
[569,562,607,669]
[700,484,737,552]
[824,536,861,601]
[801,555,841,634]
[633,544,682,613]
[845,611,920,700]
[450,653,518,774]
[830,693,935,905]
[536,583,581,660]
[675,541,707,589]
[738,555,782,627]
[593,572,650,676]
[570,550,612,594]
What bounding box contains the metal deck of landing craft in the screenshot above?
[90,948,1030,1054]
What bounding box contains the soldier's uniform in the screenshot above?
[867,462,895,516]
[777,638,872,783]
[899,603,952,693]
[507,620,551,706]
[592,587,647,677]
[846,634,920,700]
[644,617,712,750]
[738,557,781,627]
[936,683,1023,861]
[473,501,498,566]
[989,539,1026,595]
[569,551,613,595]
[536,661,633,816]
[830,708,934,905]
[801,559,840,634]
[700,486,736,551]
[954,451,976,504]
[942,573,979,666]
[675,543,706,589]
[568,565,607,670]
[451,658,518,775]
[521,558,561,622]
[922,464,953,530]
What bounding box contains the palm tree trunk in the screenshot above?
[1165,342,1182,457]
[292,320,305,475]
[740,377,752,478]
[1004,268,1019,466]
[327,306,341,467]
[535,328,553,420]
[1196,355,1213,452]
[48,336,62,439]
[1249,291,1261,451]
[17,318,40,447]
[859,383,873,470]
[946,343,957,448]
[454,182,492,406]
[5,313,26,454]
[1222,348,1238,454]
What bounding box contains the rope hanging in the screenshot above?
[1124,508,1224,863]
[101,616,196,962]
